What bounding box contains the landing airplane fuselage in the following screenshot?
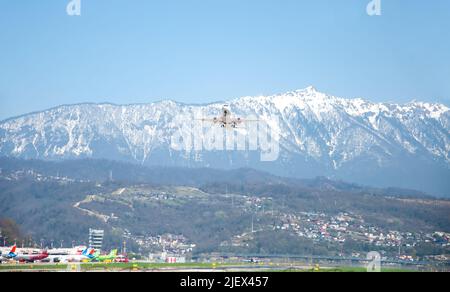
[199,105,255,129]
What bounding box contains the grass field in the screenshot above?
[81,262,222,271]
[0,262,244,272]
[0,263,68,271]
[0,262,417,272]
[293,267,415,272]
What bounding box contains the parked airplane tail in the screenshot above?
[88,249,96,258]
[8,245,17,257]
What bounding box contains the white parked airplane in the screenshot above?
[47,248,96,263]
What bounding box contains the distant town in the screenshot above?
[1,163,449,269]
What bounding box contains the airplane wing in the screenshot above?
[232,118,260,124]
[195,118,217,122]
[195,117,220,123]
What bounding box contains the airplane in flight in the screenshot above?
[197,104,259,129]
[1,245,49,263]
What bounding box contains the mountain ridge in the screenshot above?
[1,87,449,196]
[2,86,448,123]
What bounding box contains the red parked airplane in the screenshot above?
[2,245,49,263]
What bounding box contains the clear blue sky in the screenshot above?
[1,0,449,120]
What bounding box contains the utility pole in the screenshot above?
[251,214,254,233]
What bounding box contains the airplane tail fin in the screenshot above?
[8,245,17,257]
[82,248,94,256]
[110,249,118,257]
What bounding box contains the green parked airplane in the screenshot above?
[91,249,118,262]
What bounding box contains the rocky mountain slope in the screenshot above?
[1,87,449,195]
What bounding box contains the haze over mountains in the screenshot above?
[0,87,449,196]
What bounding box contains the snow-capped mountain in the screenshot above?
[1,87,449,196]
